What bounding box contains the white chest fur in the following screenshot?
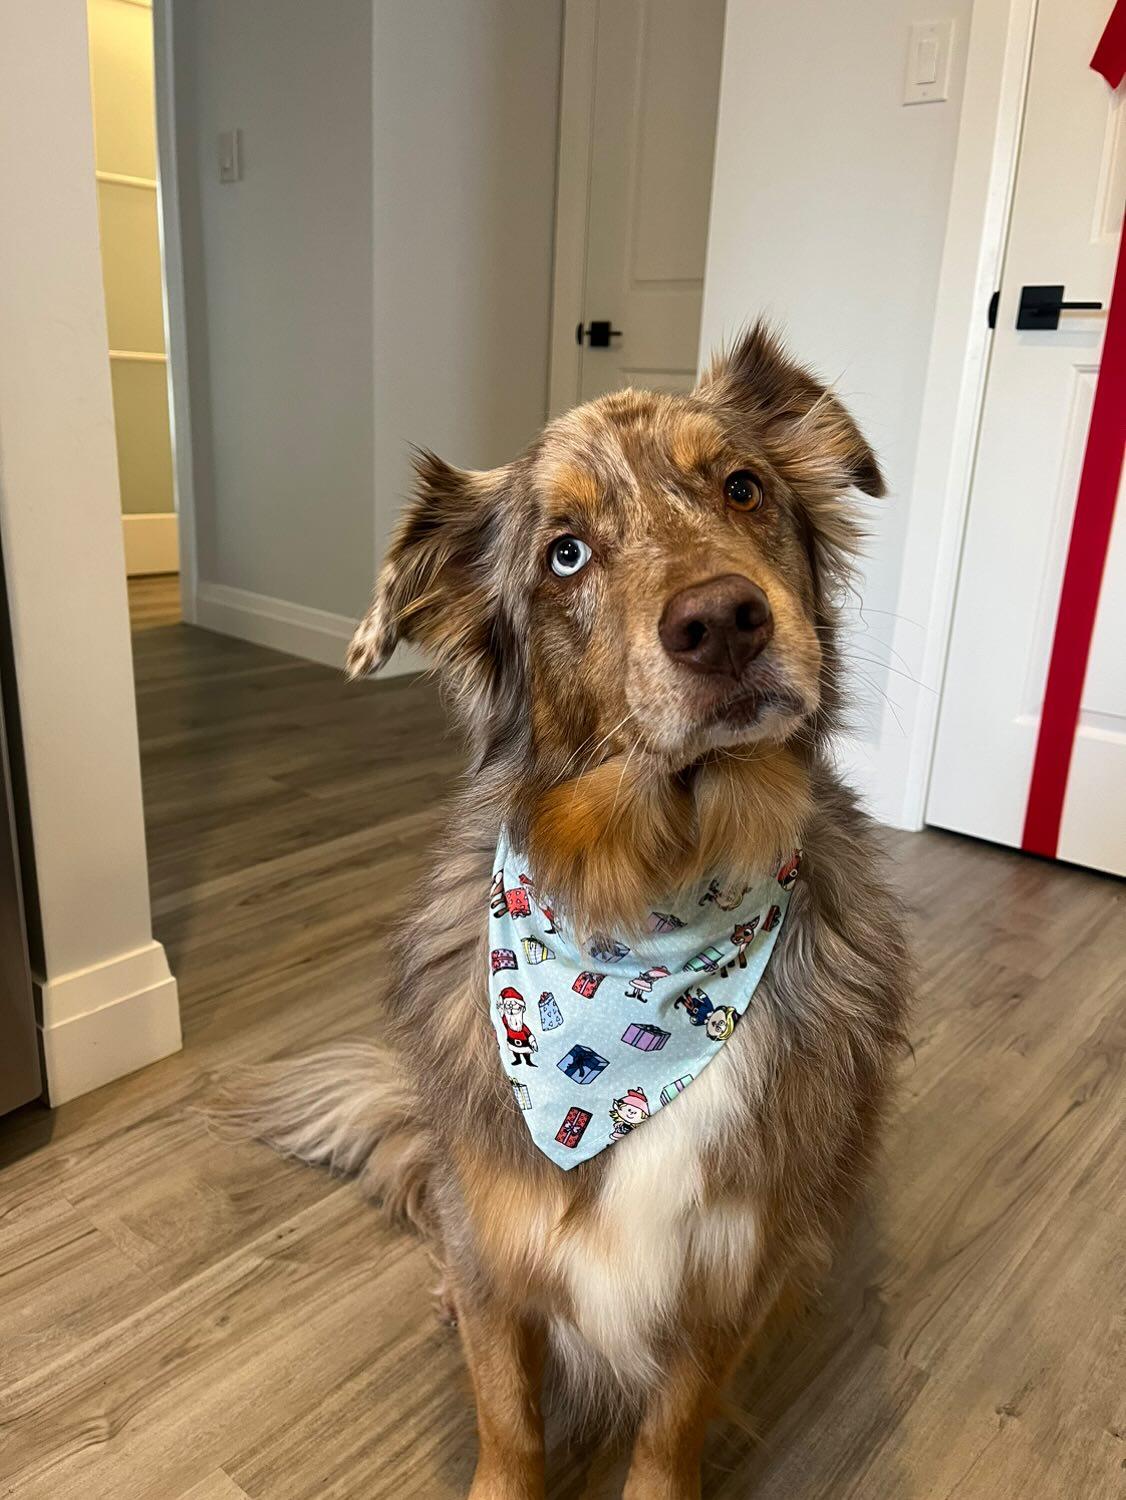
[550,1046,759,1385]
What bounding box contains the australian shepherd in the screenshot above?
[231,325,910,1498]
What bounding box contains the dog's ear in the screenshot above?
[696,321,885,500]
[347,450,501,679]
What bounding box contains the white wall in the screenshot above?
[0,0,180,1103]
[174,0,562,667]
[700,0,975,826]
[177,0,376,630]
[371,0,563,572]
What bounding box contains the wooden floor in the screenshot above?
[0,580,1122,1499]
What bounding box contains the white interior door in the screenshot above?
[928,0,1125,877]
[558,0,726,405]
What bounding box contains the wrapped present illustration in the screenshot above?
[490,873,532,919]
[624,964,670,1001]
[777,851,801,890]
[762,904,782,932]
[511,1079,532,1111]
[556,1043,609,1084]
[646,911,685,934]
[684,945,725,975]
[556,1106,592,1149]
[621,1021,670,1052]
[506,886,532,918]
[518,873,556,933]
[491,948,518,973]
[538,992,564,1030]
[572,970,605,998]
[588,936,631,965]
[659,1074,693,1106]
[522,937,555,965]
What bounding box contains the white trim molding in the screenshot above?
[195,581,357,670]
[123,511,180,574]
[36,942,181,1106]
[195,581,424,676]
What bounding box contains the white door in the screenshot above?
[928,0,1126,877]
[552,0,726,407]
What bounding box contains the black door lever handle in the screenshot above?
[576,320,623,348]
[1016,285,1104,331]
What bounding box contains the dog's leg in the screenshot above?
[621,1328,746,1500]
[456,1290,546,1500]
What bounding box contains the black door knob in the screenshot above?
[576,320,623,348]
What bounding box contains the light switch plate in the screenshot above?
[218,128,242,183]
[904,20,954,105]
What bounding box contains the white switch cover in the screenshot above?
[218,128,242,183]
[903,20,953,105]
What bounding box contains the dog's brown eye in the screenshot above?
[723,470,764,512]
[548,535,592,577]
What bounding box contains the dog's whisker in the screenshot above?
[566,713,633,781]
[836,652,934,693]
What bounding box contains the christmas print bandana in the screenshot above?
[488,832,799,1170]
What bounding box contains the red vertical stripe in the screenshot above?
[1021,205,1126,857]
[1091,0,1126,87]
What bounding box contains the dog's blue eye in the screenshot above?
[549,535,591,577]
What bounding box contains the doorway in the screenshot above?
[927,0,1125,877]
[88,0,181,613]
[548,0,727,413]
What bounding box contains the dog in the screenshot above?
[232,324,910,1498]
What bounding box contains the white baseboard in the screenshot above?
[36,940,182,1106]
[123,512,180,575]
[194,580,424,676]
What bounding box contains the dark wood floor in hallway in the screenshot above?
[0,586,1122,1499]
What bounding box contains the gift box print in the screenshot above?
[684,945,725,974]
[572,970,605,998]
[538,992,564,1030]
[556,1106,592,1148]
[621,1021,670,1051]
[659,1074,693,1106]
[556,1043,609,1084]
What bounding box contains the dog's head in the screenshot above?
[349,324,882,926]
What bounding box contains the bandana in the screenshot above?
[488,833,799,1169]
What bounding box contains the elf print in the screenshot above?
[609,1087,650,1141]
[498,987,538,1066]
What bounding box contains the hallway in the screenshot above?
[0,601,1122,1499]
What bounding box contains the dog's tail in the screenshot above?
[210,1039,433,1233]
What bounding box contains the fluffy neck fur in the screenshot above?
[517,744,812,935]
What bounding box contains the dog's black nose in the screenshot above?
[658,574,773,676]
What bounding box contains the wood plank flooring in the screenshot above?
[0,587,1122,1498]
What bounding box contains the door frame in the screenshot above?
[547,0,600,418]
[152,0,198,623]
[877,0,1041,829]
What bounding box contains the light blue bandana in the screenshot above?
[488,835,799,1170]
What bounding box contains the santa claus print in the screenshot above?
[498,987,538,1067]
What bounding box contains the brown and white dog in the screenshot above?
[236,325,910,1499]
